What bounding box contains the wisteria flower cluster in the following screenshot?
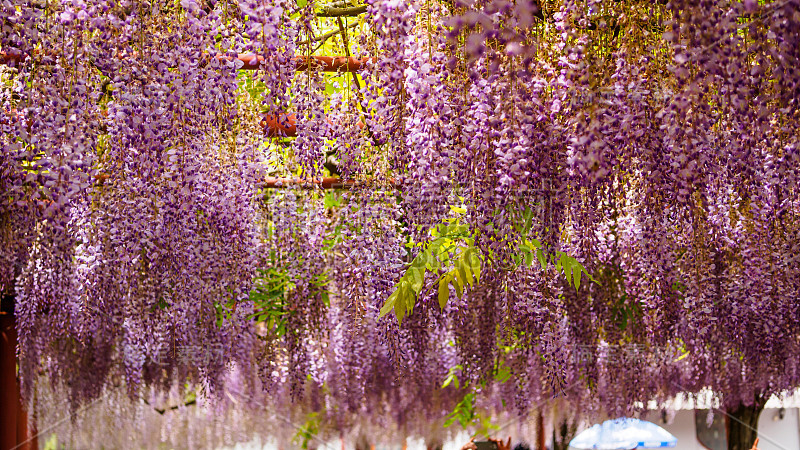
[2,0,799,446]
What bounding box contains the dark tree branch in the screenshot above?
[298,21,358,46]
[142,395,198,414]
[154,398,197,414]
[317,4,367,17]
[336,16,380,146]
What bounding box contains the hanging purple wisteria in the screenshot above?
[1,0,799,448]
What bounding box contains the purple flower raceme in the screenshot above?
[1,0,799,446]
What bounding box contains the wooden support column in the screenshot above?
[15,393,36,450]
[1,297,36,450]
[1,311,18,450]
[536,411,545,450]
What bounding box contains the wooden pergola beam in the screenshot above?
[1,51,366,73]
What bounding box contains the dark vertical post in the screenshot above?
[536,411,545,450]
[1,295,36,450]
[726,397,764,450]
[1,310,18,450]
[16,399,28,450]
[16,395,37,450]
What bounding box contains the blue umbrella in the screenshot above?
[569,418,678,449]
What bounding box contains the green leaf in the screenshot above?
[403,281,416,312]
[453,224,468,236]
[512,253,523,267]
[379,289,399,318]
[452,271,463,299]
[426,251,440,272]
[536,248,547,270]
[409,263,425,295]
[296,0,307,7]
[456,262,468,288]
[573,265,582,290]
[494,364,511,383]
[443,365,461,389]
[523,248,533,266]
[396,291,406,325]
[438,274,451,309]
[471,254,482,283]
[561,256,573,287]
[458,252,475,286]
[585,269,600,286]
[320,290,330,307]
[323,192,341,208]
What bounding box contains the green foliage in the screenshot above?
[510,205,598,290]
[516,239,597,290]
[442,357,511,434]
[443,391,501,436]
[610,294,642,331]
[323,191,342,209]
[44,434,59,450]
[493,361,512,384]
[380,205,597,325]
[442,364,463,389]
[379,212,482,325]
[247,268,293,336]
[213,286,239,327]
[293,412,320,449]
[243,265,330,334]
[151,297,171,312]
[444,392,477,428]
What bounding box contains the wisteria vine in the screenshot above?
[2,0,799,446]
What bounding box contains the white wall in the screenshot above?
[658,408,799,450]
[660,410,705,450]
[755,407,799,450]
